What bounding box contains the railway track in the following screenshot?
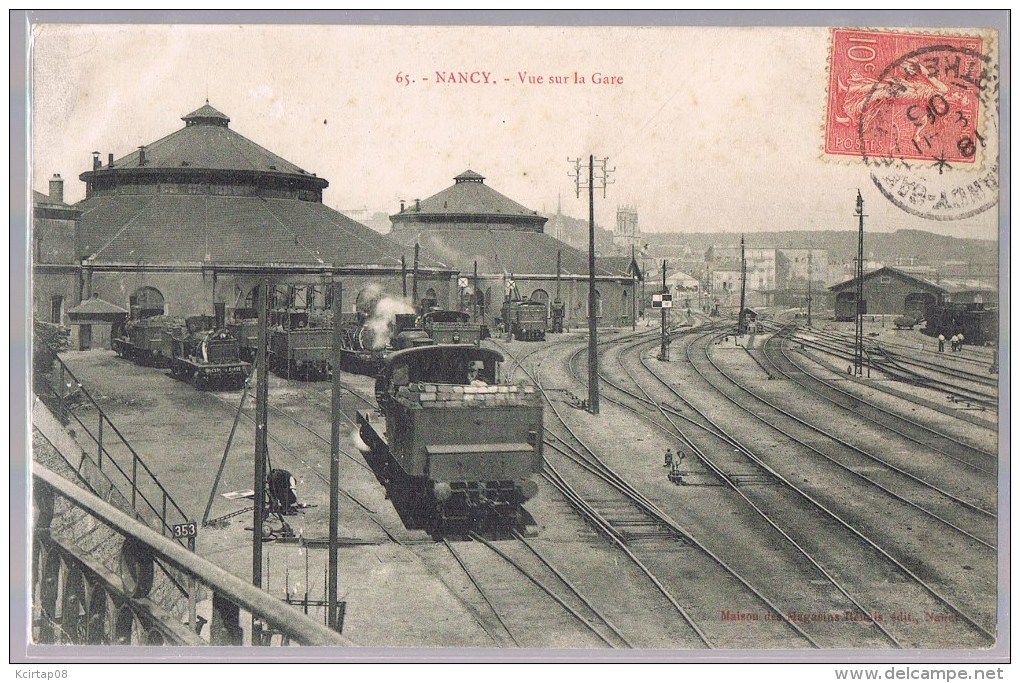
[788,328,998,410]
[439,531,633,648]
[495,331,837,648]
[679,330,995,643]
[576,328,995,647]
[788,336,997,432]
[761,326,997,475]
[587,333,916,648]
[202,387,413,544]
[812,327,998,384]
[698,336,998,545]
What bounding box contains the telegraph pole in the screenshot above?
[854,191,866,376]
[252,278,270,642]
[328,280,343,632]
[472,260,479,322]
[569,155,615,415]
[807,250,813,328]
[738,234,747,335]
[411,242,420,309]
[631,244,637,332]
[659,260,669,360]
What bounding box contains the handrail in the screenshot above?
[49,355,190,541]
[35,464,354,647]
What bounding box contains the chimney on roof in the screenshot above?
[48,174,63,203]
[92,152,101,170]
[415,198,420,211]
[400,200,405,212]
[138,146,147,166]
[108,153,114,168]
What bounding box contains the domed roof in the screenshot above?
[81,103,324,186]
[390,170,546,231]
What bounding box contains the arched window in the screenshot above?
[530,289,550,317]
[243,285,263,311]
[422,287,439,310]
[131,286,165,319]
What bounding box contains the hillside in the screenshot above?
[641,229,998,267]
[540,212,623,255]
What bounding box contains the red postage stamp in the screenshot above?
[825,29,988,164]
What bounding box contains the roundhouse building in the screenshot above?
[34,103,454,342]
[389,170,632,329]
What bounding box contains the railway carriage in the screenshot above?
[112,315,183,367]
[357,345,543,534]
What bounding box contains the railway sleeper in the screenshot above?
[727,473,779,486]
[622,530,689,544]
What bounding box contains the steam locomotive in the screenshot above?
[420,309,486,346]
[357,344,543,534]
[338,312,427,376]
[339,309,493,377]
[922,302,998,347]
[168,312,251,391]
[502,299,548,341]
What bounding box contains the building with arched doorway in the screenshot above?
[827,266,996,321]
[388,170,632,330]
[32,103,455,341]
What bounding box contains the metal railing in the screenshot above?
[47,355,191,544]
[34,464,353,647]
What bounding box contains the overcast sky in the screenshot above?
[29,22,1000,241]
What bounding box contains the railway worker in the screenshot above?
[950,334,959,352]
[670,451,686,480]
[957,332,965,352]
[938,334,945,352]
[467,360,488,386]
[663,449,673,468]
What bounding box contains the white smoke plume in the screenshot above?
[356,283,415,351]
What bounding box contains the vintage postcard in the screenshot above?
[18,13,1007,667]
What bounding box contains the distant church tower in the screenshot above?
[615,205,640,250]
[550,193,565,241]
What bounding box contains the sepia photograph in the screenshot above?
[15,11,1008,666]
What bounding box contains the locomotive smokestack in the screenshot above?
[214,302,226,329]
[48,174,63,203]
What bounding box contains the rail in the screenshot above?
[46,355,191,544]
[33,464,353,646]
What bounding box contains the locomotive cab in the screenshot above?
[360,345,543,534]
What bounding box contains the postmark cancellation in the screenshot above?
[824,28,999,221]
